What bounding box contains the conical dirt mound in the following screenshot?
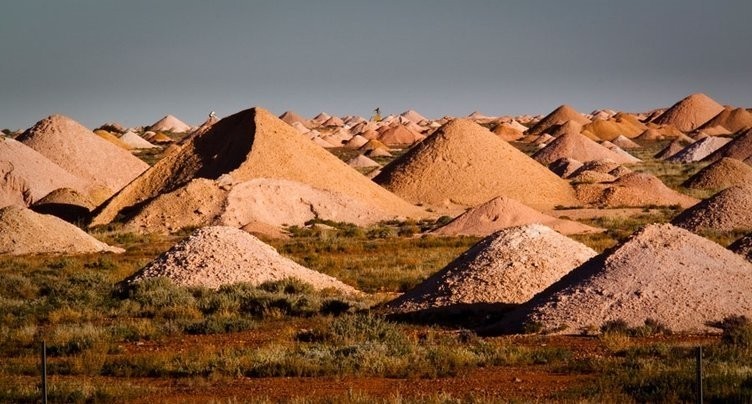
[384,224,597,314]
[698,107,752,133]
[654,138,691,160]
[373,119,579,211]
[32,187,95,223]
[666,136,732,163]
[431,196,600,236]
[652,93,725,132]
[378,125,424,146]
[486,224,752,335]
[575,172,698,208]
[703,128,752,163]
[279,110,310,128]
[0,206,123,255]
[18,115,148,202]
[91,107,425,227]
[683,158,752,190]
[533,131,638,165]
[122,226,357,293]
[148,115,191,133]
[672,185,752,232]
[528,105,590,135]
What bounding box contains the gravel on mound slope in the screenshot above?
[666,136,732,163]
[18,115,148,202]
[431,196,601,236]
[0,138,89,202]
[484,224,752,335]
[0,206,123,255]
[652,93,725,132]
[575,172,698,208]
[384,224,597,313]
[90,107,426,227]
[123,226,357,293]
[683,157,752,190]
[672,185,752,232]
[703,128,752,163]
[527,105,591,135]
[373,119,579,211]
[533,132,637,165]
[729,233,752,263]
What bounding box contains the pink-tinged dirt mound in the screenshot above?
[672,185,752,232]
[431,196,600,236]
[148,114,191,133]
[703,128,752,163]
[666,136,732,163]
[18,115,148,203]
[384,224,597,314]
[485,224,752,335]
[575,172,698,208]
[527,105,591,135]
[609,135,642,149]
[122,226,357,293]
[654,138,693,160]
[32,187,95,223]
[377,124,425,146]
[90,107,426,228]
[651,93,725,132]
[373,119,579,212]
[279,110,311,129]
[0,206,123,255]
[533,131,638,165]
[698,107,752,133]
[0,138,89,203]
[683,158,752,190]
[0,162,32,208]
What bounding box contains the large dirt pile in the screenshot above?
[698,107,752,133]
[672,185,752,232]
[533,132,639,165]
[683,158,752,190]
[0,206,123,255]
[18,115,148,202]
[651,93,725,132]
[32,188,95,223]
[527,105,590,135]
[384,224,597,314]
[148,115,191,133]
[703,128,752,163]
[90,107,425,227]
[575,172,698,208]
[377,125,425,146]
[123,226,357,293]
[373,119,579,211]
[431,196,600,236]
[0,138,89,203]
[729,233,752,263]
[581,113,646,141]
[486,224,752,334]
[666,136,732,163]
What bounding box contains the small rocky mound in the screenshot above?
[729,233,752,263]
[581,113,646,141]
[0,206,123,255]
[123,226,357,293]
[527,105,591,135]
[279,110,311,129]
[666,136,732,163]
[683,158,752,190]
[672,185,752,232]
[600,141,641,163]
[654,138,692,160]
[548,158,583,178]
[533,132,638,165]
[492,122,524,141]
[119,131,158,149]
[32,188,95,223]
[568,170,616,184]
[347,154,380,169]
[485,224,752,335]
[377,125,425,146]
[148,114,191,133]
[384,224,597,314]
[431,196,600,236]
[698,107,752,133]
[569,160,628,178]
[703,128,752,163]
[651,93,725,132]
[575,172,698,208]
[610,135,642,149]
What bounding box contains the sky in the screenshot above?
[1,0,750,129]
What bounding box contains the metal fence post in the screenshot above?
[696,346,703,404]
[41,340,47,404]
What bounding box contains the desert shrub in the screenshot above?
[259,278,314,295]
[45,323,104,356]
[184,315,256,335]
[715,315,752,348]
[119,277,198,319]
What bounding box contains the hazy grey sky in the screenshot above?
[1,0,750,129]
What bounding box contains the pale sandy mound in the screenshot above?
[703,128,752,163]
[18,115,148,202]
[548,158,583,178]
[729,233,752,263]
[0,137,89,202]
[347,154,380,168]
[575,172,698,208]
[119,131,158,149]
[373,119,579,211]
[384,224,597,314]
[0,162,32,208]
[698,107,752,133]
[683,158,752,190]
[148,115,191,133]
[666,136,732,163]
[527,105,591,135]
[343,134,369,149]
[0,206,123,255]
[492,123,524,141]
[652,93,725,132]
[533,132,638,165]
[32,187,95,223]
[400,110,429,124]
[94,130,131,150]
[485,224,752,335]
[279,110,310,129]
[90,107,425,228]
[600,141,641,163]
[378,125,425,146]
[654,138,692,160]
[672,185,752,232]
[123,226,357,293]
[431,196,600,236]
[610,135,642,149]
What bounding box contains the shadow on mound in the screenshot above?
[382,302,518,329]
